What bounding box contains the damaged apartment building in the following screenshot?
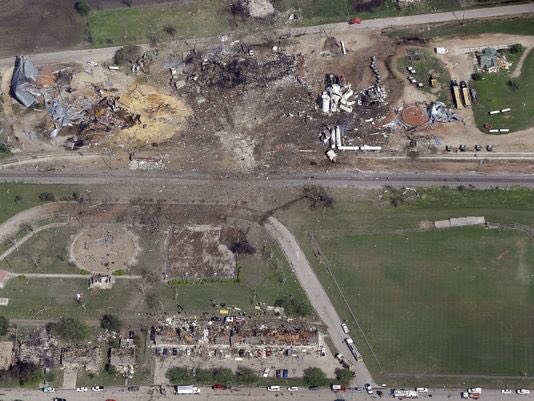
[151,318,324,360]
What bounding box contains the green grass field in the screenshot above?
[390,16,534,39]
[471,49,534,133]
[0,184,82,225]
[88,0,230,47]
[0,227,78,274]
[0,233,312,321]
[395,48,451,103]
[276,186,534,386]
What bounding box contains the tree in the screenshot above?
[303,367,327,386]
[510,43,524,54]
[6,360,41,385]
[335,368,354,385]
[141,269,160,284]
[100,314,122,332]
[0,316,8,336]
[163,25,177,37]
[211,367,233,384]
[507,79,520,91]
[38,192,56,201]
[274,294,311,317]
[302,185,334,209]
[236,366,258,384]
[14,195,23,204]
[471,72,482,81]
[74,0,90,16]
[114,45,142,65]
[166,367,193,383]
[47,317,88,342]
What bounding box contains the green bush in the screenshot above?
[0,316,9,336]
[471,72,482,81]
[74,0,90,16]
[47,317,88,342]
[302,367,327,386]
[100,314,122,331]
[274,294,311,317]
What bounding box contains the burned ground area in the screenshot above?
[0,0,86,58]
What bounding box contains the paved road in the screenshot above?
[0,4,533,69]
[1,386,532,401]
[1,171,534,188]
[265,217,373,386]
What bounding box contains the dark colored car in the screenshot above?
[276,369,281,379]
[128,385,140,391]
[282,369,288,379]
[309,386,320,391]
[155,347,161,356]
[162,348,169,357]
[377,390,384,397]
[172,348,178,356]
[53,398,67,401]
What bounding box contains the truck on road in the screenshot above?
[174,385,200,395]
[345,337,363,361]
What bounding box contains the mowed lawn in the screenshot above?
[276,186,534,383]
[472,49,534,133]
[88,0,230,47]
[318,227,534,376]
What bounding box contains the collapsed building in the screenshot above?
[60,345,101,373]
[16,328,59,368]
[152,318,323,359]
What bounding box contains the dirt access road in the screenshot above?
[264,217,374,387]
[0,3,533,69]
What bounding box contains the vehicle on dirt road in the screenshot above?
[349,17,362,24]
[212,384,228,390]
[516,389,530,395]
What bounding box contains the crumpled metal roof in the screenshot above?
[10,55,40,107]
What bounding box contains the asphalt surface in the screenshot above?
[265,217,374,386]
[1,171,534,188]
[0,4,533,69]
[1,386,532,401]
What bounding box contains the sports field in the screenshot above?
[277,186,534,386]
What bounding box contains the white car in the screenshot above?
[517,389,530,395]
[76,387,88,392]
[267,385,280,392]
[91,385,104,392]
[365,383,374,395]
[341,323,350,334]
[42,386,55,393]
[416,388,429,393]
[468,388,482,394]
[262,368,270,377]
[288,386,299,392]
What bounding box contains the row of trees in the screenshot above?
[46,314,123,343]
[166,366,353,386]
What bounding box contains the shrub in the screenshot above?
[303,367,327,386]
[507,79,520,91]
[74,0,90,16]
[510,43,524,54]
[114,45,142,65]
[471,72,482,81]
[0,316,9,336]
[47,317,88,342]
[38,192,56,202]
[274,294,311,317]
[100,314,122,331]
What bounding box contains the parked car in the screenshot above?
[76,387,88,392]
[502,389,512,394]
[92,385,105,392]
[416,388,429,393]
[267,385,280,392]
[212,384,228,390]
[276,369,281,378]
[377,390,384,397]
[341,323,350,334]
[288,386,299,392]
[262,367,270,377]
[162,348,169,357]
[53,398,66,401]
[517,389,530,395]
[365,383,374,395]
[155,347,161,356]
[128,385,140,391]
[42,386,55,393]
[353,387,364,392]
[105,399,117,401]
[309,386,320,391]
[172,348,178,356]
[335,352,345,361]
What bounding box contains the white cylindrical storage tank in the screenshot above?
[330,128,336,148]
[342,89,354,100]
[321,93,331,113]
[489,110,501,115]
[499,129,510,133]
[489,129,499,133]
[501,108,511,113]
[332,84,341,95]
[336,126,342,147]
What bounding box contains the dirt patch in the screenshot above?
[70,224,139,273]
[165,225,236,281]
[0,0,86,58]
